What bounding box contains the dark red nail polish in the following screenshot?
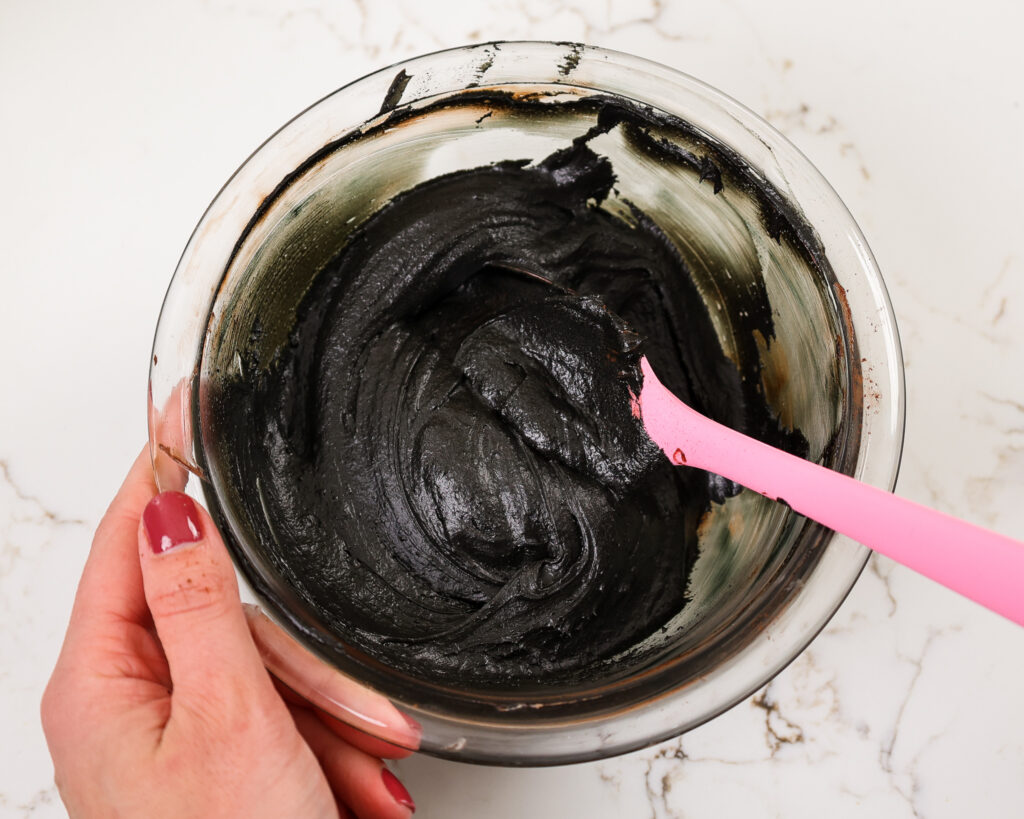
[143,492,202,554]
[381,768,415,812]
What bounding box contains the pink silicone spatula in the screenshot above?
[638,357,1024,627]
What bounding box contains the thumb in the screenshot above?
[139,492,269,701]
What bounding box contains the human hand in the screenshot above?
[41,447,415,818]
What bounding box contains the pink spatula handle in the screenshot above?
[639,358,1024,626]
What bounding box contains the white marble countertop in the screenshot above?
[2,1,1023,816]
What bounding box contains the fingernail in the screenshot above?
[381,768,415,812]
[401,710,422,736]
[143,492,202,554]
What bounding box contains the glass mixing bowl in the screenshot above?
[148,41,904,765]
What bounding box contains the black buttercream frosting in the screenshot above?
[208,111,806,686]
